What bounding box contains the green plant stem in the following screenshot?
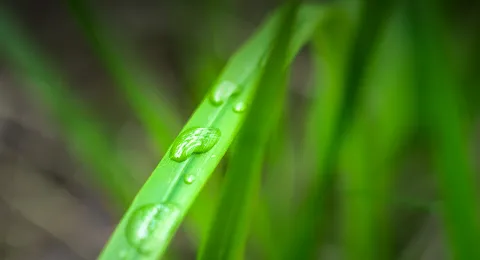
[198,3,298,259]
[98,5,324,259]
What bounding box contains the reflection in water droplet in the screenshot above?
[125,203,180,254]
[170,127,221,162]
[184,174,196,184]
[233,102,246,113]
[210,81,239,105]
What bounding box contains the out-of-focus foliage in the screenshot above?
[0,0,479,259]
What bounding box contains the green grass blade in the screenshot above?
[288,4,355,258]
[66,0,227,249]
[290,0,396,258]
[198,3,299,259]
[184,0,236,103]
[183,172,221,243]
[254,109,296,259]
[66,0,181,152]
[339,8,414,259]
[407,1,480,258]
[98,4,325,259]
[0,6,135,207]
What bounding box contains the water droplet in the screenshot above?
[170,127,221,162]
[233,102,246,113]
[125,203,180,254]
[210,81,239,105]
[184,174,196,184]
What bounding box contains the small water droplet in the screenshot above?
[210,81,239,106]
[125,203,180,254]
[233,102,246,113]
[184,174,196,184]
[170,127,221,162]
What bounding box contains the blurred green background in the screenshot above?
[0,0,479,259]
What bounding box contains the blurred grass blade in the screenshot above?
[291,0,396,258]
[0,6,135,207]
[198,3,298,259]
[339,8,414,259]
[98,4,325,259]
[66,0,181,152]
[288,4,354,258]
[184,0,236,103]
[254,108,296,259]
[407,1,480,259]
[183,172,221,243]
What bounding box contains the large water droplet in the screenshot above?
[184,174,196,184]
[125,203,180,254]
[210,81,239,106]
[170,127,221,162]
[233,102,246,113]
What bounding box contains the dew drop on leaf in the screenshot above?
[125,203,180,254]
[233,102,247,113]
[210,80,239,105]
[170,127,221,162]
[184,174,196,184]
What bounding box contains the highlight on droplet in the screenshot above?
[184,174,196,184]
[125,203,180,255]
[233,102,247,113]
[209,80,239,106]
[170,127,221,162]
